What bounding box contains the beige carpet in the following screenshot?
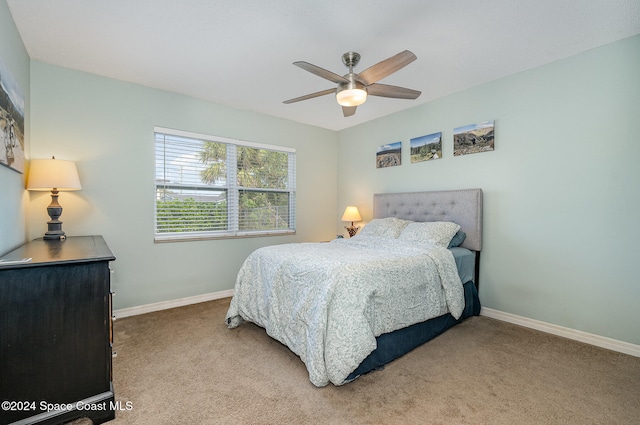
[71,298,640,424]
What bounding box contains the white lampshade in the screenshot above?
[341,206,362,222]
[27,158,82,191]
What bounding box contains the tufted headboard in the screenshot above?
[373,188,483,251]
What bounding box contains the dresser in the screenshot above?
[0,236,116,425]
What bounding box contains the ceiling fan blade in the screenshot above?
[283,88,336,104]
[367,83,421,99]
[357,50,417,85]
[293,61,350,84]
[342,106,357,117]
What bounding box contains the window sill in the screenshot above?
[154,230,296,243]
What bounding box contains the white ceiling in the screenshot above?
[7,0,640,131]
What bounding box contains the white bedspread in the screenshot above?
[225,235,464,387]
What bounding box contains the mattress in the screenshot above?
[226,236,466,386]
[451,247,475,284]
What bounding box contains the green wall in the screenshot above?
[337,35,640,345]
[29,62,338,309]
[10,0,640,346]
[0,1,29,254]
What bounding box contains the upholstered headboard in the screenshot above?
[373,188,483,251]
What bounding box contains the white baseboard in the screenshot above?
[114,294,640,358]
[113,289,234,319]
[480,307,640,358]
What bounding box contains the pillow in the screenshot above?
[399,221,461,247]
[359,217,412,238]
[447,231,467,248]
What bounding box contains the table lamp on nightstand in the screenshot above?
[27,156,82,240]
[341,206,362,238]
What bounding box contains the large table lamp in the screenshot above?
[341,206,362,238]
[27,156,82,240]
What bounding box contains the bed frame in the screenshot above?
[347,188,483,381]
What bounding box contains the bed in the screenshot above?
[226,188,483,387]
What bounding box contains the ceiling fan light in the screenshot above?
[336,88,368,106]
[336,80,367,107]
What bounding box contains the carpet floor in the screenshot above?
[71,298,640,424]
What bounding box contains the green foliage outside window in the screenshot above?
[156,198,228,233]
[239,191,290,231]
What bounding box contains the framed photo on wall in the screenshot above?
[453,120,494,156]
[376,141,402,168]
[0,56,25,174]
[410,132,442,163]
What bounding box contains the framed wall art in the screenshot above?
[0,57,25,174]
[410,132,442,163]
[453,120,494,156]
[376,141,402,168]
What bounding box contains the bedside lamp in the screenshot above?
[27,156,82,240]
[341,206,362,237]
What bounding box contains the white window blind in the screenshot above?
[154,127,296,241]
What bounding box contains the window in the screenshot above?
[154,127,296,241]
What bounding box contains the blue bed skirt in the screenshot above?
[346,280,481,382]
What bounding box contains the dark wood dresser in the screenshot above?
[0,236,116,425]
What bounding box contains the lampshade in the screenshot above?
[341,206,362,222]
[27,158,82,191]
[336,80,367,107]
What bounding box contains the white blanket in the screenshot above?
[225,235,464,387]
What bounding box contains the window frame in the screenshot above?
[154,126,296,242]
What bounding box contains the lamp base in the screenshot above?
[44,228,66,240]
[43,189,67,240]
[345,224,360,238]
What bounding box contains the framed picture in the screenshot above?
[453,120,494,156]
[0,57,25,174]
[376,141,402,168]
[410,132,442,163]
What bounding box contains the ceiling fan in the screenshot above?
[283,50,421,117]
